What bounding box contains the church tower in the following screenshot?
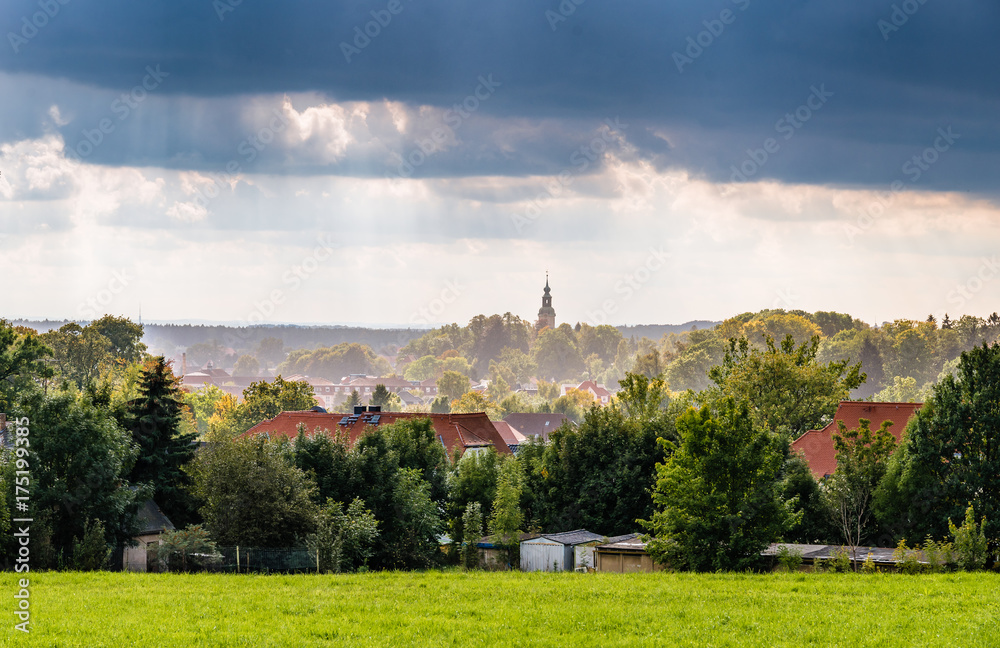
[535,274,556,332]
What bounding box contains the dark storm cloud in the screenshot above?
[2,0,998,190]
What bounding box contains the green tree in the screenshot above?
[23,390,146,564]
[874,342,1000,551]
[254,337,286,368]
[148,524,220,572]
[520,395,679,536]
[232,354,260,377]
[532,328,584,381]
[125,357,199,527]
[430,395,451,414]
[777,453,837,544]
[41,322,112,388]
[403,355,441,382]
[305,498,379,573]
[71,518,111,571]
[340,389,362,413]
[370,384,393,410]
[451,391,502,420]
[189,434,318,547]
[824,418,897,566]
[277,342,387,382]
[89,315,147,364]
[488,457,524,568]
[184,385,227,436]
[461,501,484,569]
[948,505,989,571]
[641,401,797,571]
[0,320,53,411]
[446,449,500,543]
[385,468,445,569]
[707,335,864,440]
[438,371,471,402]
[212,377,317,436]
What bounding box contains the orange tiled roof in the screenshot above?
[492,421,528,448]
[791,401,922,479]
[243,410,511,456]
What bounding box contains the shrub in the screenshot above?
[149,525,221,572]
[305,498,379,573]
[71,519,111,571]
[776,546,803,572]
[830,547,852,573]
[949,505,988,571]
[461,502,483,570]
[922,537,954,573]
[861,552,877,574]
[893,539,922,574]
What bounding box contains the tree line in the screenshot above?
[2,314,997,572]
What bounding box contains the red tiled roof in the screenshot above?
[243,410,511,457]
[791,401,922,479]
[492,421,528,447]
[502,412,570,441]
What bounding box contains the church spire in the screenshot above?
[536,274,556,332]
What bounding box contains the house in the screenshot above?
[595,535,663,573]
[502,412,570,443]
[792,401,922,479]
[560,380,613,405]
[123,500,175,572]
[244,408,513,457]
[520,529,605,572]
[492,421,528,453]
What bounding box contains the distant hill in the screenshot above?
[12,319,721,360]
[12,320,430,358]
[615,321,719,340]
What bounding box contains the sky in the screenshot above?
[1,0,999,328]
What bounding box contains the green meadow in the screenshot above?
[1,571,998,647]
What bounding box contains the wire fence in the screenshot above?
[170,546,316,574]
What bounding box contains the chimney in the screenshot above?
[353,405,366,415]
[182,353,187,375]
[368,406,381,413]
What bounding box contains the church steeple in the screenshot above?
[536,273,556,332]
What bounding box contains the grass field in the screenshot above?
[1,570,998,647]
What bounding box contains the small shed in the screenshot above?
[595,536,663,573]
[476,532,539,570]
[123,500,175,572]
[520,530,604,572]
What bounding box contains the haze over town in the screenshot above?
[2,1,999,326]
